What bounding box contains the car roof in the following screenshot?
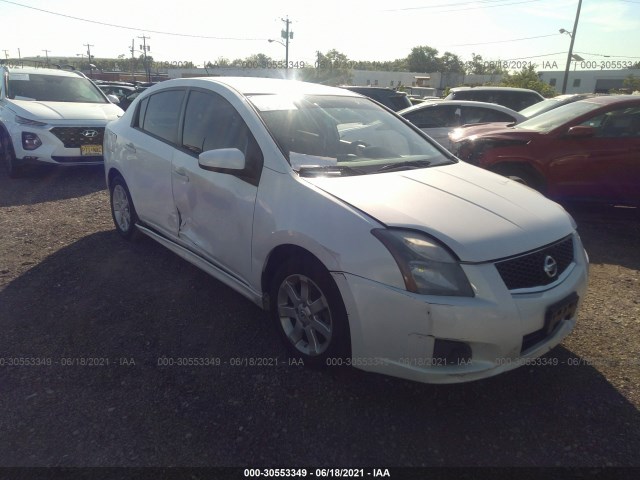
[398,99,522,115]
[449,86,541,93]
[578,94,639,106]
[156,77,358,97]
[2,65,84,78]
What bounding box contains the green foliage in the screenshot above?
[406,45,440,73]
[465,53,504,75]
[500,65,556,97]
[298,49,353,85]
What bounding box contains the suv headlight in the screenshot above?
[15,115,47,127]
[372,229,474,297]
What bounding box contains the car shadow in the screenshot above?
[1,231,639,467]
[565,203,640,271]
[0,165,106,207]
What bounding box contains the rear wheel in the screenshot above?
[109,175,140,240]
[1,133,22,178]
[270,257,351,368]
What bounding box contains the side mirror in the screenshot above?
[107,94,120,104]
[566,125,595,138]
[199,148,246,172]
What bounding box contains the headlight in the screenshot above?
[372,229,474,297]
[15,115,47,127]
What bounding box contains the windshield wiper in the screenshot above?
[297,164,367,177]
[372,159,432,173]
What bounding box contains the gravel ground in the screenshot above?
[0,165,639,469]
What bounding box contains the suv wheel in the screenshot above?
[1,133,22,178]
[270,257,351,368]
[110,175,140,239]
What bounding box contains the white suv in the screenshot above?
[0,65,123,177]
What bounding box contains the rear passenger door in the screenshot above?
[171,88,264,283]
[126,88,186,238]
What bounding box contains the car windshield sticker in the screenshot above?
[9,73,30,81]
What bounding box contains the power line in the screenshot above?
[0,0,268,41]
[385,0,544,13]
[444,33,561,47]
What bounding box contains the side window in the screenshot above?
[182,89,264,185]
[462,107,516,124]
[140,89,185,144]
[406,105,459,128]
[133,97,148,128]
[580,107,640,138]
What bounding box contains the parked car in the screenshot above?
[96,81,138,102]
[519,93,597,118]
[0,65,123,177]
[445,86,544,112]
[398,100,526,150]
[450,95,640,206]
[116,88,147,111]
[339,86,412,111]
[104,77,588,384]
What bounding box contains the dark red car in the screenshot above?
[450,95,640,206]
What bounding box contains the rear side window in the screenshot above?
[405,105,460,128]
[462,107,516,124]
[138,89,185,144]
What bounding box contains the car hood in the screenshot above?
[304,161,574,262]
[8,99,123,121]
[451,123,536,142]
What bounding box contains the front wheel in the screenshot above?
[1,134,22,178]
[109,175,140,239]
[270,258,351,368]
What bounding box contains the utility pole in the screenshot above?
[138,35,151,82]
[42,49,50,66]
[280,16,293,75]
[84,43,94,77]
[561,0,582,94]
[2,50,9,60]
[130,39,136,82]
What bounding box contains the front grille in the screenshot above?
[50,127,105,148]
[495,236,574,290]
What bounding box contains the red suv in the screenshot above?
[450,95,640,206]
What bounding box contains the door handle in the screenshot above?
[124,142,136,153]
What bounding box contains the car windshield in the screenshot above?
[249,94,452,176]
[516,101,602,132]
[519,98,561,118]
[7,73,107,103]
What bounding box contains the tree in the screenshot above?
[438,51,465,74]
[610,74,640,94]
[500,65,556,97]
[300,49,353,85]
[465,53,504,75]
[407,46,440,73]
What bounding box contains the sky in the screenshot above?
[1,0,640,72]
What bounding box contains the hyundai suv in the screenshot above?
[0,65,123,177]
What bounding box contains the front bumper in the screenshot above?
[333,233,589,384]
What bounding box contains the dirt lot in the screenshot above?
[1,165,639,469]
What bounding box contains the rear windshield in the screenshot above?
[7,73,108,103]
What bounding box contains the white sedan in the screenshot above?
[104,77,588,384]
[399,100,526,151]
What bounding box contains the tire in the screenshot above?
[270,257,351,368]
[1,133,23,178]
[109,175,140,240]
[491,164,545,193]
